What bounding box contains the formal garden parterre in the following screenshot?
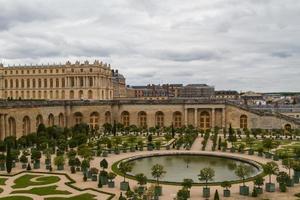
[1,122,300,199]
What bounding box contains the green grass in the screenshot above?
[12,174,60,189]
[12,185,71,196]
[0,177,7,185]
[0,196,33,200]
[45,193,97,200]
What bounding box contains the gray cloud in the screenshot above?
[0,0,300,92]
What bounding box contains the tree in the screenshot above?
[228,124,236,145]
[198,167,215,188]
[263,162,279,184]
[214,189,220,200]
[182,178,193,190]
[262,138,273,152]
[282,158,293,177]
[6,145,12,174]
[234,164,251,186]
[254,176,264,189]
[119,162,134,182]
[276,171,289,192]
[151,164,166,186]
[135,173,147,187]
[100,159,108,171]
[221,181,231,190]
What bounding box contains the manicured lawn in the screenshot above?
[0,196,33,200]
[12,185,71,196]
[45,193,97,200]
[0,177,7,185]
[12,174,60,189]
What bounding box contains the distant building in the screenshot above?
[178,84,215,98]
[241,91,265,105]
[112,70,126,98]
[215,90,239,100]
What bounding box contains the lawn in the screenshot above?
[45,193,97,200]
[12,174,60,189]
[12,185,71,196]
[0,196,33,200]
[0,177,7,185]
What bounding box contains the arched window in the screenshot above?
[27,79,30,87]
[79,90,83,99]
[138,111,147,128]
[5,80,7,88]
[74,112,83,125]
[48,114,55,126]
[284,124,291,131]
[62,78,65,87]
[105,111,111,124]
[44,79,47,87]
[80,77,84,87]
[50,79,53,87]
[16,79,19,88]
[240,115,248,129]
[36,115,43,129]
[173,111,182,128]
[23,116,31,135]
[89,112,99,129]
[121,111,130,127]
[56,78,59,87]
[21,79,24,88]
[155,111,164,127]
[32,79,36,88]
[10,79,13,88]
[58,113,65,127]
[38,79,42,88]
[88,90,93,99]
[70,90,74,99]
[89,77,93,87]
[200,111,210,130]
[8,117,16,137]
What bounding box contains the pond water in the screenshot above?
[126,154,261,183]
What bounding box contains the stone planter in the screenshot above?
[87,170,92,178]
[122,149,127,153]
[147,145,153,151]
[154,186,162,196]
[130,147,135,152]
[166,145,170,150]
[203,187,210,198]
[155,146,161,150]
[102,151,108,157]
[114,149,120,155]
[255,187,263,194]
[272,155,279,161]
[120,181,129,191]
[99,175,108,185]
[139,147,144,151]
[22,163,27,169]
[108,181,115,188]
[287,178,294,187]
[239,185,249,196]
[33,161,40,169]
[45,159,51,165]
[91,174,97,181]
[230,148,235,153]
[265,183,275,192]
[76,167,81,172]
[248,149,254,155]
[57,165,64,170]
[293,175,299,184]
[223,189,230,197]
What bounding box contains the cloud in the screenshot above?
[0,0,300,92]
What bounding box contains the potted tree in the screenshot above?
[151,164,166,196]
[122,142,128,153]
[235,164,251,196]
[100,158,108,185]
[253,176,264,194]
[44,148,52,166]
[177,188,190,200]
[68,157,76,173]
[138,140,144,151]
[181,178,193,198]
[20,154,28,169]
[119,162,134,191]
[75,157,81,171]
[54,155,65,170]
[155,140,161,150]
[31,149,41,169]
[263,162,279,192]
[147,134,153,151]
[107,172,116,188]
[135,173,147,194]
[282,158,294,187]
[81,159,90,175]
[90,167,99,181]
[198,167,215,198]
[276,171,289,192]
[257,147,264,157]
[221,181,231,197]
[293,160,300,183]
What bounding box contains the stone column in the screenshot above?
[194,108,198,128]
[184,108,188,126]
[0,114,3,140]
[211,108,215,129]
[222,107,226,129]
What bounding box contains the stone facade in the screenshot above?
[0,60,114,100]
[0,99,299,139]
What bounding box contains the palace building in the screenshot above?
[0,60,299,139]
[0,60,114,100]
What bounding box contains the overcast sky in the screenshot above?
[0,0,299,92]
